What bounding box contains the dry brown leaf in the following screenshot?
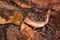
[7,25,28,40]
[21,23,35,40]
[56,30,60,37]
[0,16,7,24]
[53,5,60,11]
[8,11,23,25]
[12,0,32,8]
[0,1,19,10]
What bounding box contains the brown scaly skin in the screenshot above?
[24,10,51,28]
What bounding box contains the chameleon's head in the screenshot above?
[24,10,51,28]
